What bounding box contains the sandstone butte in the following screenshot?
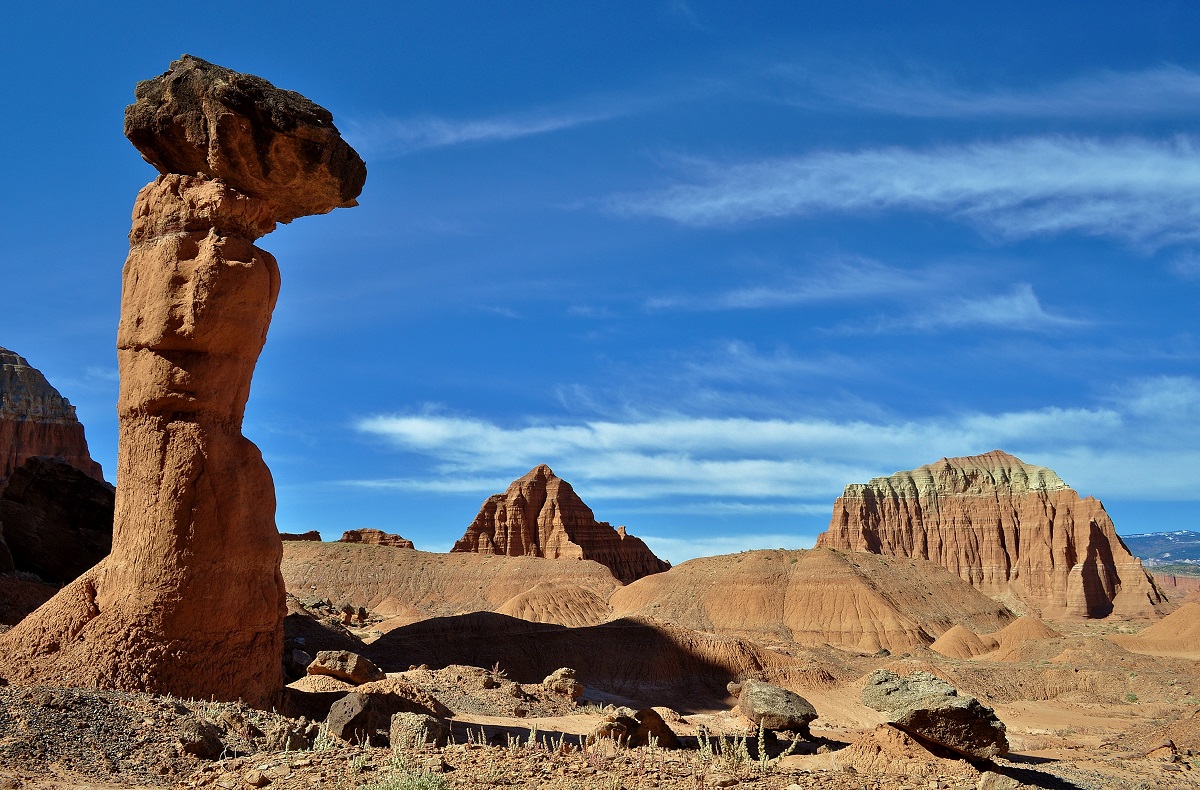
[0,346,105,488]
[815,450,1169,620]
[0,55,365,707]
[451,464,670,583]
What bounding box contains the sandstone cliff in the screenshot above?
[815,450,1168,620]
[451,465,669,583]
[0,346,104,487]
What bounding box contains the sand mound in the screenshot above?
[282,541,622,627]
[495,581,612,628]
[984,617,1061,661]
[835,724,980,779]
[929,625,998,659]
[1109,602,1200,659]
[609,548,1012,654]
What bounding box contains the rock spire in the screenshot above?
[815,450,1169,619]
[452,464,670,583]
[0,55,365,706]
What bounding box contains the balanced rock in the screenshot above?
[862,669,1007,761]
[0,56,364,706]
[0,346,105,488]
[736,679,818,737]
[451,464,669,583]
[0,456,114,584]
[338,528,415,549]
[124,55,366,224]
[307,650,386,685]
[816,450,1168,619]
[327,688,442,746]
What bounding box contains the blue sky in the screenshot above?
[2,2,1198,563]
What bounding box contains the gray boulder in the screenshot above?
[737,680,817,737]
[861,670,1007,760]
[390,712,450,748]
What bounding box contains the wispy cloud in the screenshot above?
[353,376,1200,506]
[646,256,942,310]
[1169,251,1200,279]
[783,64,1200,118]
[346,107,619,157]
[614,135,1200,248]
[880,284,1087,333]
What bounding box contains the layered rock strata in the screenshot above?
[451,464,669,583]
[0,346,104,487]
[816,450,1168,619]
[0,56,364,706]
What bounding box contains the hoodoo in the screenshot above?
[452,464,670,583]
[0,56,365,705]
[815,450,1168,619]
[0,346,104,487]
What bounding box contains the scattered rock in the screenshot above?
[862,669,1007,760]
[175,719,224,760]
[977,770,1021,789]
[307,650,386,685]
[736,679,818,737]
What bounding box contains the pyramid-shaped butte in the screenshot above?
[815,450,1169,619]
[451,464,669,583]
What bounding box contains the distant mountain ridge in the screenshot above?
[1122,531,1200,569]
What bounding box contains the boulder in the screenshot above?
[736,680,817,737]
[587,708,679,748]
[816,450,1168,619]
[0,57,363,706]
[124,55,366,224]
[326,691,438,746]
[0,456,114,584]
[390,712,450,748]
[861,670,1007,760]
[542,667,583,699]
[307,650,385,685]
[451,464,669,583]
[338,528,415,549]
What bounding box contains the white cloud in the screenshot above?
[615,136,1200,248]
[353,377,1200,504]
[346,107,618,156]
[786,64,1200,118]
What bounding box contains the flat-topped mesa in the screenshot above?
[815,450,1169,620]
[339,528,415,549]
[0,57,364,707]
[0,347,105,487]
[451,464,670,584]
